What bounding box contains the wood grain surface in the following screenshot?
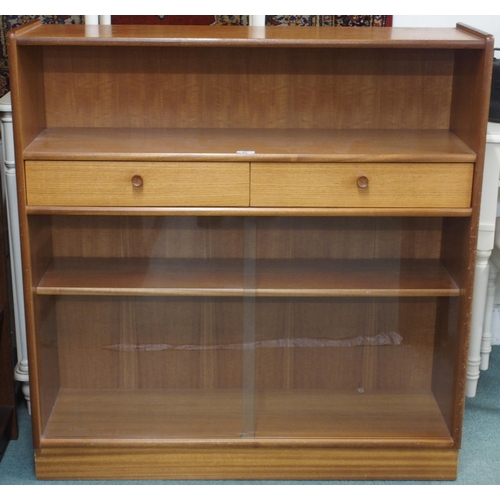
[25,161,249,207]
[40,46,455,130]
[34,444,459,480]
[23,129,476,163]
[14,23,485,48]
[42,388,451,442]
[251,162,473,208]
[35,257,460,297]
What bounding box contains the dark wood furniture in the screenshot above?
[0,181,18,463]
[7,22,493,480]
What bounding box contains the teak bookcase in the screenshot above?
[8,22,493,480]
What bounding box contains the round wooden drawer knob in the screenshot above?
[131,175,143,187]
[357,176,369,189]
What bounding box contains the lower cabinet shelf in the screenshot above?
[43,388,451,443]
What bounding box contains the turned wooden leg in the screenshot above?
[480,263,498,371]
[466,249,491,397]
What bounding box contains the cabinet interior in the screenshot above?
[15,44,480,162]
[30,215,466,444]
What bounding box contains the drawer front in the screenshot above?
[250,163,474,208]
[25,161,250,207]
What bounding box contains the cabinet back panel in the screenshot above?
[255,297,437,392]
[42,46,454,130]
[50,216,245,259]
[53,296,438,392]
[55,297,244,390]
[255,217,443,260]
[48,216,443,260]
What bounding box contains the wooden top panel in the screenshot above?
[12,24,486,48]
[24,129,476,163]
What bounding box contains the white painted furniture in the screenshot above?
[467,121,500,397]
[486,225,500,368]
[0,92,29,411]
[482,124,500,373]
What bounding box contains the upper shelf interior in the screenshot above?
[24,128,476,162]
[10,23,492,162]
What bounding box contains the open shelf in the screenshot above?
[23,128,476,163]
[42,388,452,444]
[35,258,460,297]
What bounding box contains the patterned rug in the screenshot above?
[110,15,249,26]
[265,15,391,26]
[110,15,391,27]
[0,15,392,98]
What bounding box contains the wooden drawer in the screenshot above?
[250,163,474,208]
[25,161,250,207]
